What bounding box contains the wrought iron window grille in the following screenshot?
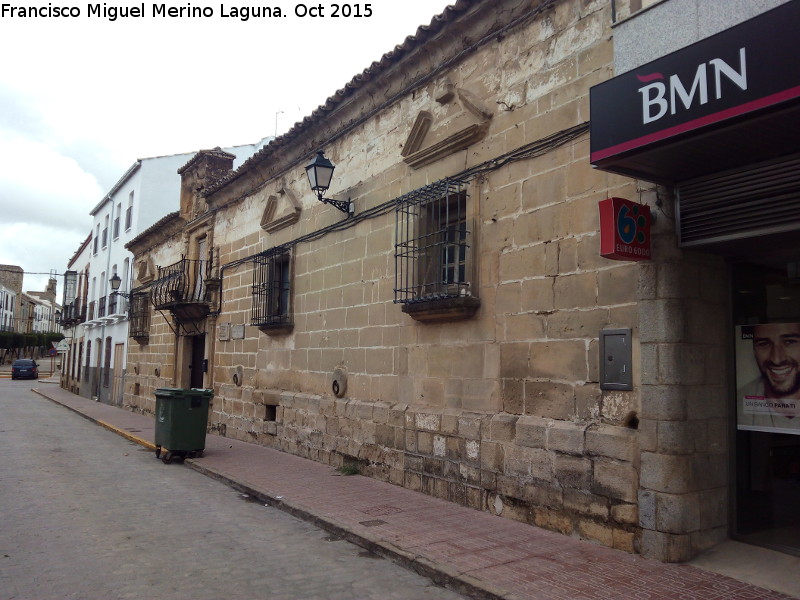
[251,247,293,330]
[394,178,473,305]
[128,292,151,340]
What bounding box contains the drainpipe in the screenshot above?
[97,198,115,403]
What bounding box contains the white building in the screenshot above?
[60,233,92,394]
[75,141,269,404]
[0,282,14,332]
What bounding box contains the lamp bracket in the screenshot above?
[319,195,354,216]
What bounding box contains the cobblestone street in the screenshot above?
[0,383,466,600]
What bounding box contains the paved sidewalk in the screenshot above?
[30,383,799,600]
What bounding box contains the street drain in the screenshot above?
[358,519,387,527]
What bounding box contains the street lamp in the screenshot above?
[305,151,354,216]
[109,273,130,298]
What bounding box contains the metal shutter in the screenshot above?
[677,153,800,247]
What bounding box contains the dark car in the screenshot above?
[11,359,38,380]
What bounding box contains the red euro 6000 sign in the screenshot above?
[599,197,652,261]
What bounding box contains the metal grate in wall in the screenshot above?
[677,153,800,248]
[251,247,292,328]
[394,178,471,304]
[128,292,151,340]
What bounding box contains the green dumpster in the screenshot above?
[154,388,213,464]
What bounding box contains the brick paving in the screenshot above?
[32,382,799,600]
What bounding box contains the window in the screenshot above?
[128,292,151,341]
[125,191,134,231]
[102,215,109,249]
[251,247,292,330]
[113,203,121,239]
[93,226,99,254]
[394,178,479,321]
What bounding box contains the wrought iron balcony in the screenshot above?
[152,258,212,321]
[59,300,87,327]
[107,293,127,316]
[98,296,107,318]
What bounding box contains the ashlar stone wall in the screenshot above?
[202,0,646,554]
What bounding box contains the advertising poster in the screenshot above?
[736,323,800,435]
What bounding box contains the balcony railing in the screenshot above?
[60,300,87,327]
[152,258,211,310]
[98,296,107,318]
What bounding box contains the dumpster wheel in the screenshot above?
[155,445,162,459]
[162,451,173,464]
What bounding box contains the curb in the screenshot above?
[31,388,157,452]
[185,460,509,600]
[32,387,508,600]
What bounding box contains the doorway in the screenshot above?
[112,343,125,405]
[189,334,206,389]
[731,258,800,556]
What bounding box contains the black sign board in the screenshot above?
[590,1,800,167]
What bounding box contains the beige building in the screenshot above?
[123,0,800,562]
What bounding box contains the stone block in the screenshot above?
[639,452,693,494]
[655,491,701,534]
[691,453,728,491]
[546,308,607,340]
[417,431,434,455]
[503,379,525,415]
[533,508,574,535]
[554,455,592,489]
[597,264,637,306]
[415,412,441,432]
[504,446,532,479]
[529,340,588,380]
[562,489,609,519]
[547,420,586,455]
[585,424,637,462]
[639,529,692,563]
[524,381,575,420]
[520,278,555,312]
[575,383,601,421]
[500,342,529,379]
[638,300,685,344]
[639,385,688,421]
[657,420,705,455]
[515,415,549,448]
[490,413,518,442]
[578,520,614,547]
[480,441,504,472]
[612,529,637,553]
[553,272,597,309]
[593,458,638,503]
[611,503,638,525]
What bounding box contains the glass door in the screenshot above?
[731,259,800,555]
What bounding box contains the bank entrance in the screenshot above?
[731,257,800,555]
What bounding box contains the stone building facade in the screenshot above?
[123,0,798,562]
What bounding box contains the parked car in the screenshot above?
[11,359,38,380]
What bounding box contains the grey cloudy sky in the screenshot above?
[0,1,452,295]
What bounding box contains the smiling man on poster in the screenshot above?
[737,322,800,435]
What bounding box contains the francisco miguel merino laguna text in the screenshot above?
[1,3,292,21]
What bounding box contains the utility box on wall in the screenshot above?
[600,328,633,391]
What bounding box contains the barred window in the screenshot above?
[252,247,293,330]
[128,292,151,341]
[395,178,474,305]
